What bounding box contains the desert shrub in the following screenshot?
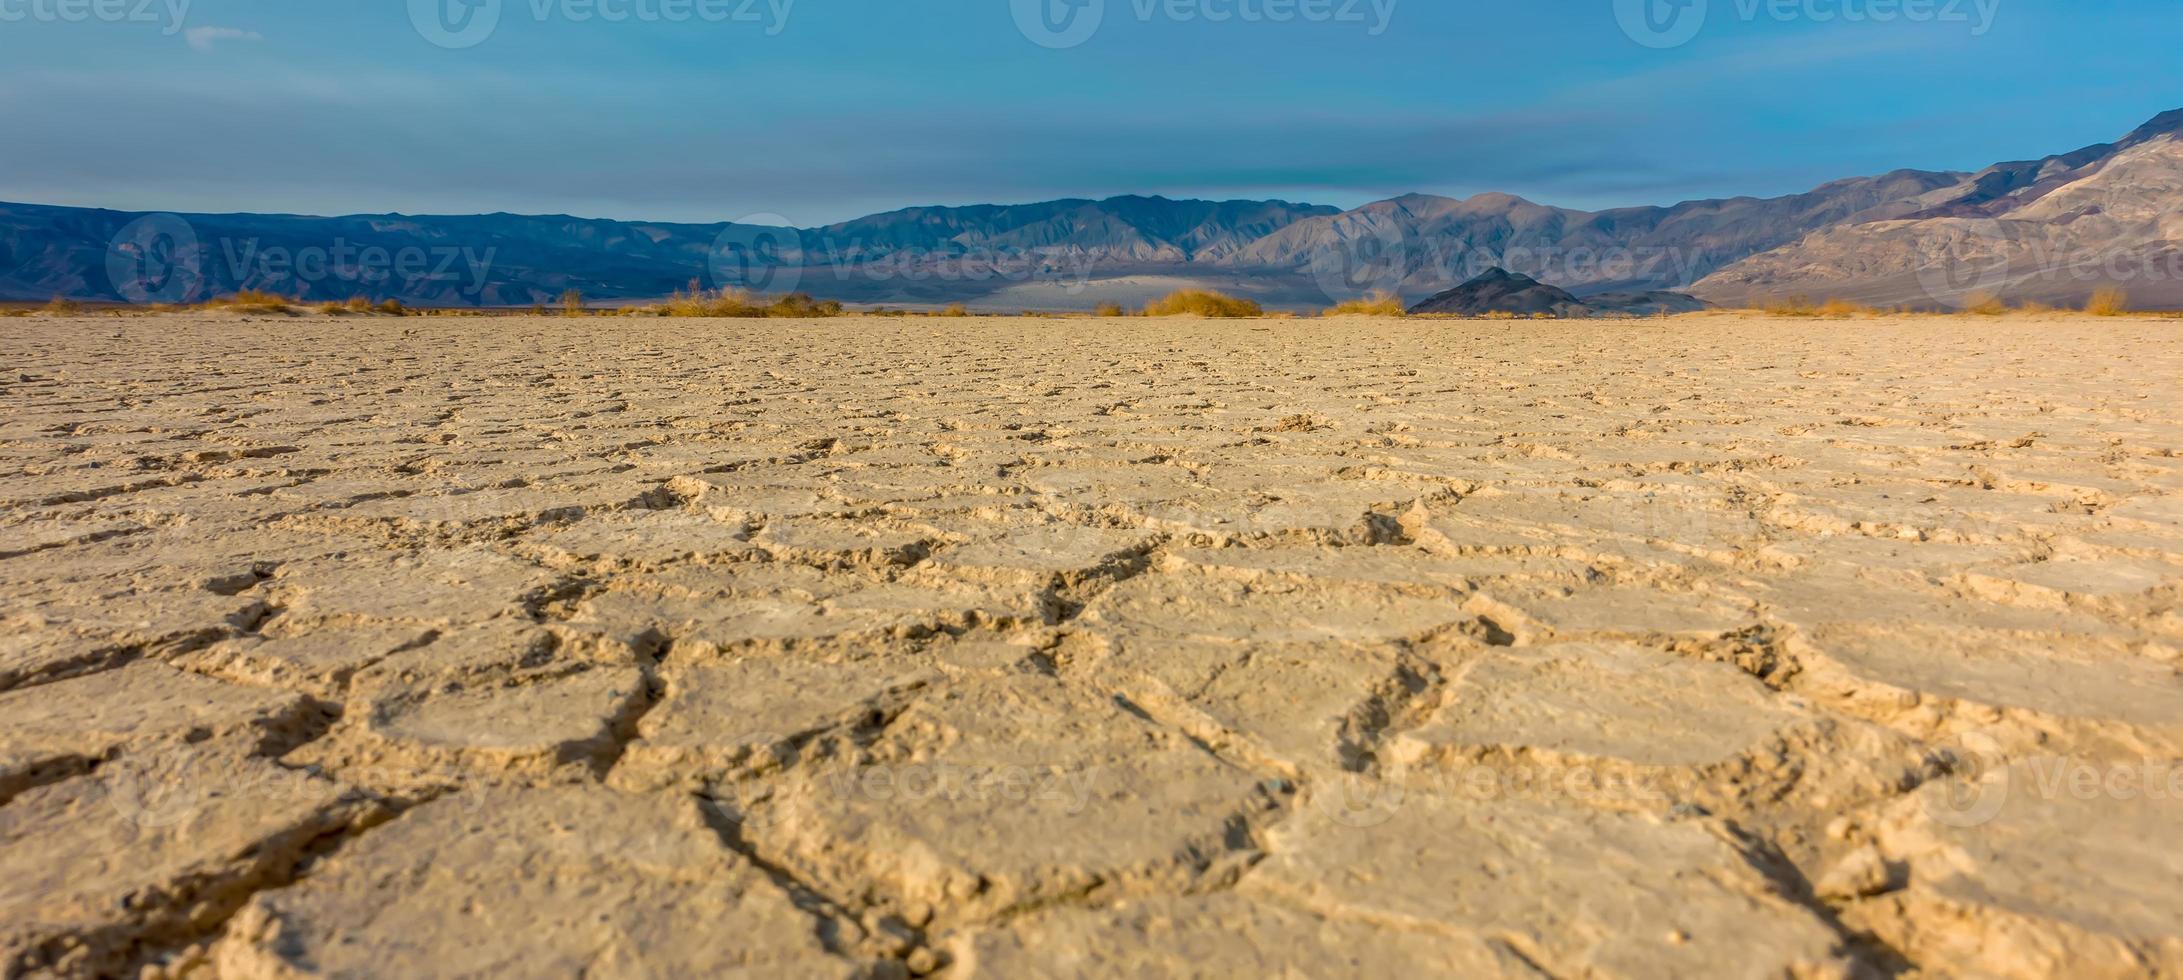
[205,289,293,314]
[316,302,349,315]
[663,283,763,317]
[1094,301,1125,317]
[1141,289,1261,318]
[1323,292,1406,317]
[561,289,586,315]
[766,293,845,317]
[2086,287,2129,316]
[375,299,407,316]
[1816,299,1873,317]
[1530,311,1554,320]
[2016,300,2057,314]
[938,303,970,317]
[1962,292,2008,315]
[43,296,83,315]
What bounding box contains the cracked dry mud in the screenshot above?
[1,313,2179,978]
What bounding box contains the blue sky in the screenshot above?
[1,0,2176,225]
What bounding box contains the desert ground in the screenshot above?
[2,312,2179,978]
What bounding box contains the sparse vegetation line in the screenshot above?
[650,281,846,318]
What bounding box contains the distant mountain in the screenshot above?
[1579,289,1712,316]
[1221,171,1965,297]
[1900,109,2183,220]
[1695,109,2183,310]
[7,107,2177,311]
[806,196,1339,264]
[0,202,762,307]
[1,196,1337,309]
[780,196,1343,307]
[1406,268,1708,317]
[1408,268,1588,316]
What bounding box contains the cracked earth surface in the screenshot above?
[1,313,2180,978]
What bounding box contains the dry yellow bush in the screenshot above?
[1323,292,1406,317]
[205,290,293,314]
[663,283,762,317]
[772,294,845,317]
[1142,289,1262,318]
[2086,287,2129,316]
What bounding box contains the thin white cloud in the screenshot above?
[184,27,264,52]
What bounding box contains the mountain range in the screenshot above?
[1692,108,2183,310]
[6,107,2177,311]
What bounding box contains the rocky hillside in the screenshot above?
[1407,268,1708,317]
[1229,172,1964,299]
[806,196,1340,265]
[1407,267,1590,316]
[0,203,759,308]
[1695,110,2183,310]
[0,197,1338,308]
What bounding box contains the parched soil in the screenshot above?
[2,313,2179,978]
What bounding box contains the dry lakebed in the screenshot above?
[1,313,2180,978]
